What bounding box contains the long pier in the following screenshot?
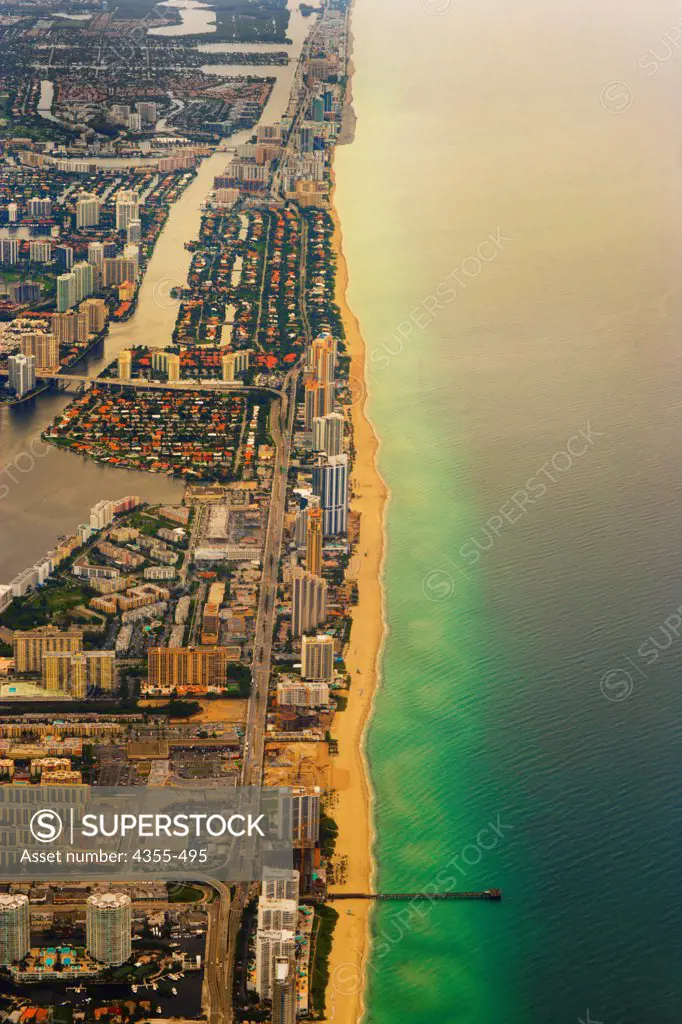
[326,889,502,902]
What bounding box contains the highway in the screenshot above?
[0,368,282,398]
[201,880,232,1024]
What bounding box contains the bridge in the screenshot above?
[0,368,282,398]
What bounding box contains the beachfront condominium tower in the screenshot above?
[0,894,30,965]
[272,957,296,1024]
[309,332,336,384]
[301,633,334,682]
[304,379,334,429]
[312,453,349,536]
[255,930,296,1001]
[8,353,35,397]
[312,411,344,456]
[291,568,327,637]
[305,507,323,575]
[86,892,132,966]
[262,869,300,902]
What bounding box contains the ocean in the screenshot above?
[334,0,682,1020]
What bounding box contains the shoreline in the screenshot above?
[324,169,389,1024]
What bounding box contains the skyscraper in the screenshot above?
[73,261,95,304]
[127,218,142,244]
[310,332,335,383]
[76,193,101,229]
[0,239,19,265]
[86,893,132,966]
[255,930,296,1000]
[0,894,30,965]
[19,331,59,370]
[8,353,35,397]
[271,958,296,1024]
[305,507,322,575]
[291,568,327,637]
[301,633,334,682]
[28,197,52,218]
[115,190,140,231]
[28,240,52,263]
[54,244,74,272]
[57,272,76,312]
[117,350,132,380]
[312,453,349,536]
[13,625,83,673]
[166,352,181,381]
[312,411,344,456]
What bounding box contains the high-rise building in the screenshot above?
[52,310,88,345]
[262,869,300,902]
[86,893,132,966]
[291,568,327,637]
[271,957,296,1024]
[117,350,133,380]
[292,786,321,847]
[8,353,35,397]
[73,260,95,303]
[13,625,83,673]
[305,507,322,575]
[310,332,335,383]
[87,241,105,269]
[0,239,18,265]
[90,499,115,530]
[255,930,296,1001]
[19,331,59,370]
[115,190,140,231]
[28,240,52,263]
[136,101,157,123]
[222,352,235,382]
[166,352,181,381]
[57,272,76,312]
[28,197,52,218]
[54,244,74,272]
[127,112,142,132]
[76,193,101,229]
[147,647,236,688]
[312,411,344,456]
[6,202,18,224]
[0,894,30,966]
[103,256,138,287]
[43,650,115,695]
[126,218,142,244]
[312,453,348,536]
[80,297,107,334]
[304,380,333,428]
[301,633,334,682]
[277,679,329,706]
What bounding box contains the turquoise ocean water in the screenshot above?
[335,0,682,1020]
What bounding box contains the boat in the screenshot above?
[172,988,178,996]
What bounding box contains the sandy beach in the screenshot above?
[323,170,388,1021]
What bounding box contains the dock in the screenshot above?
[326,889,502,902]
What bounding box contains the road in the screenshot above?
[0,368,282,398]
[201,880,232,1024]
